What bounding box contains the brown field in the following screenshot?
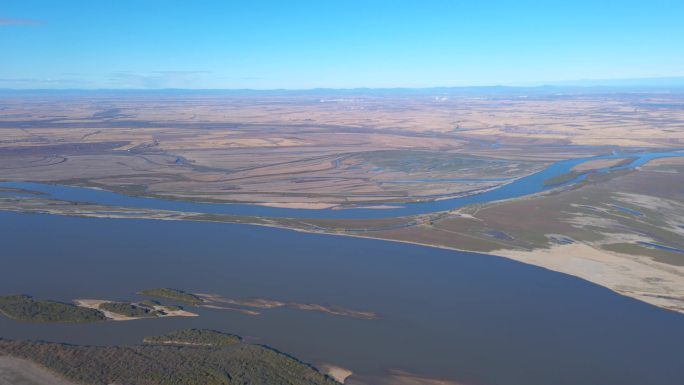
[2,90,683,206]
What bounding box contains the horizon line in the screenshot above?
[2,76,684,92]
[2,84,684,93]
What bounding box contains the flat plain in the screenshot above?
[2,90,683,206]
[1,89,684,384]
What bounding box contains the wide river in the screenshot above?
[0,151,683,384]
[0,211,683,385]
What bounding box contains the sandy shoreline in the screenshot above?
[332,231,684,315]
[2,174,683,317]
[2,199,682,316]
[492,243,684,313]
[318,363,353,383]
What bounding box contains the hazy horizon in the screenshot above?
[1,76,684,92]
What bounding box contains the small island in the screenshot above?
[543,170,584,186]
[0,294,197,323]
[0,295,106,323]
[138,288,203,304]
[74,299,198,321]
[98,302,160,318]
[545,157,638,186]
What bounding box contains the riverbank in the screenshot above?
[1,188,682,316]
[0,153,683,316]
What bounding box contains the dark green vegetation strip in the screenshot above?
[99,302,159,318]
[139,299,161,308]
[0,295,106,323]
[138,288,202,304]
[0,329,339,385]
[144,329,241,346]
[544,170,583,186]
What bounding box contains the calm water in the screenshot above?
[1,151,683,219]
[0,211,682,385]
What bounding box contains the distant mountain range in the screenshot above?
[1,77,683,95]
[527,76,684,88]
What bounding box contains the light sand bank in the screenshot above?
[492,243,684,313]
[318,363,353,383]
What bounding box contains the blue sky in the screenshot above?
[1,0,683,89]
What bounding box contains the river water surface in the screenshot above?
[0,212,683,385]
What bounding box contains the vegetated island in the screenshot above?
[74,299,197,321]
[544,156,638,186]
[99,302,159,318]
[0,295,196,323]
[544,170,584,186]
[0,295,106,323]
[138,288,203,304]
[0,329,340,385]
